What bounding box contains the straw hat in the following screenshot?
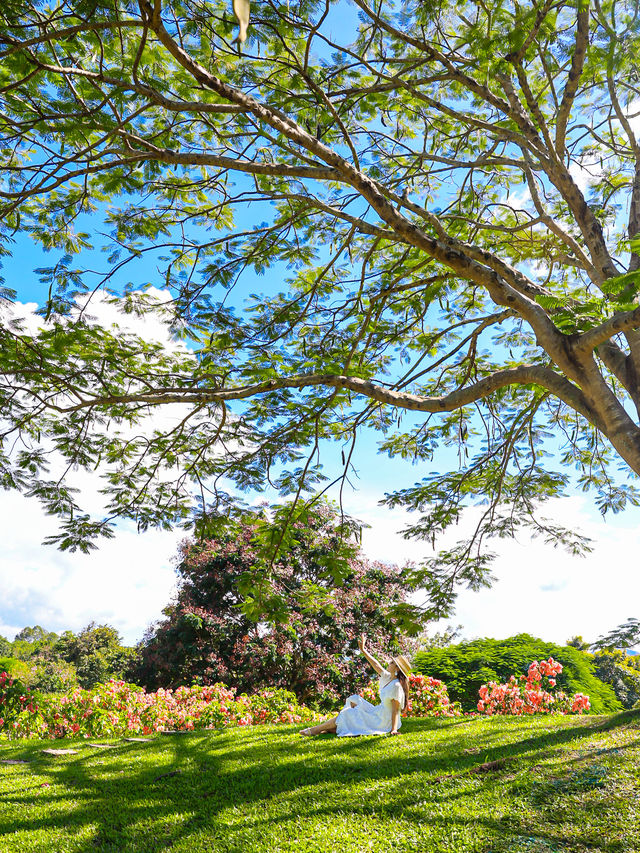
[391,655,412,678]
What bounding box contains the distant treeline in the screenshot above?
[0,623,136,692]
[2,624,640,713]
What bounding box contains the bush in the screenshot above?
[0,657,31,682]
[0,675,323,740]
[27,659,78,694]
[413,634,621,713]
[0,672,38,733]
[360,672,462,717]
[0,656,78,693]
[477,658,591,716]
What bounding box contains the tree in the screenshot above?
[2,0,640,616]
[566,635,590,651]
[418,624,464,651]
[570,623,640,707]
[134,503,416,706]
[591,648,640,707]
[591,617,640,650]
[53,623,136,688]
[10,626,59,661]
[13,626,49,644]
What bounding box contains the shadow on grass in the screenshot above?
[0,710,637,852]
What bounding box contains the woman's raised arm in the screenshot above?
[358,634,386,676]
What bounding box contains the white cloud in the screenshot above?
[568,156,598,193]
[345,493,640,649]
[503,184,531,211]
[0,489,180,645]
[567,99,640,194]
[625,98,640,138]
[0,293,189,645]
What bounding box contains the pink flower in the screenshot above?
[476,659,588,717]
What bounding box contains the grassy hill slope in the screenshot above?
[1,711,639,853]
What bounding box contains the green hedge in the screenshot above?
[413,634,622,713]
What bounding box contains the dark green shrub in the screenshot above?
[413,634,621,713]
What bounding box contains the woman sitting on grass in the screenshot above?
[300,634,410,737]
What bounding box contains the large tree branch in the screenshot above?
[575,305,640,353]
[523,156,599,279]
[351,3,619,288]
[555,0,591,154]
[381,184,555,301]
[114,130,341,181]
[605,58,640,272]
[546,167,619,284]
[504,0,557,65]
[352,0,617,287]
[12,52,246,113]
[3,2,627,413]
[6,4,572,366]
[279,193,399,240]
[603,57,640,393]
[139,0,573,370]
[38,366,599,428]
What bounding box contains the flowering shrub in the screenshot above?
[413,634,620,713]
[0,674,323,740]
[405,673,462,717]
[360,672,461,717]
[0,671,38,732]
[477,658,591,716]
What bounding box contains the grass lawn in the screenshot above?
[1,711,639,853]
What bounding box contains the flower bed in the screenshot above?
[476,658,591,716]
[1,658,590,740]
[0,673,322,740]
[360,672,462,717]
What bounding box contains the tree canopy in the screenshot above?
[52,622,136,687]
[2,0,640,616]
[591,617,640,650]
[134,502,415,706]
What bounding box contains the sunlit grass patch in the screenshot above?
[1,712,639,852]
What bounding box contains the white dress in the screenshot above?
[336,669,405,737]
